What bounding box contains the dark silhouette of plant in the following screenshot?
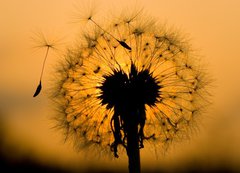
[44,9,211,173]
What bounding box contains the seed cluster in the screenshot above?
[51,11,210,157]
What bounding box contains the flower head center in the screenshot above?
[98,63,161,111]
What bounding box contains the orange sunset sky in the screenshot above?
[0,0,240,172]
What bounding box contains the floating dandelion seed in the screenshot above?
[50,8,211,173]
[32,31,64,97]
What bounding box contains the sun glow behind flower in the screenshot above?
[4,0,240,172]
[50,9,210,161]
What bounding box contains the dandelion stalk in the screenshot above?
[126,114,141,173]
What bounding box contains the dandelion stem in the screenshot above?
[126,115,141,173]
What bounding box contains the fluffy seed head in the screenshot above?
[50,9,211,158]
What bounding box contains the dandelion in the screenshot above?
[48,8,211,173]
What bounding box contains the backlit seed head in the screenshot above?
[50,9,211,158]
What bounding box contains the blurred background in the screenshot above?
[0,0,240,172]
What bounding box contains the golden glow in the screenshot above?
[1,0,240,172]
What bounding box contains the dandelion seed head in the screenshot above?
[51,9,211,158]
